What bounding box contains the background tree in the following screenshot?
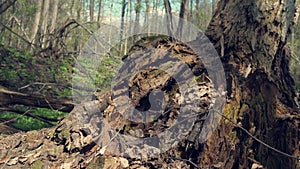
[176,0,188,39]
[30,0,42,46]
[90,0,94,21]
[163,0,173,38]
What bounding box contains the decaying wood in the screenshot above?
[0,85,73,112]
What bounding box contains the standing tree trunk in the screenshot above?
[90,0,94,22]
[74,0,82,51]
[176,0,188,39]
[50,0,59,33]
[202,0,300,168]
[145,0,150,35]
[69,0,75,16]
[212,0,216,15]
[108,0,114,44]
[195,0,200,28]
[30,0,42,46]
[133,0,141,39]
[97,0,102,27]
[41,0,50,48]
[119,0,126,55]
[163,0,173,39]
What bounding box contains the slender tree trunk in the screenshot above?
[90,0,94,22]
[74,1,82,51]
[108,0,114,44]
[195,0,200,28]
[163,0,173,39]
[41,0,50,48]
[30,0,42,45]
[212,0,215,15]
[120,0,126,55]
[97,0,102,27]
[8,3,15,47]
[124,0,130,55]
[134,0,141,39]
[69,0,75,16]
[176,0,188,39]
[50,0,59,33]
[0,0,2,21]
[145,0,150,35]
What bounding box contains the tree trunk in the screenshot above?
[0,0,299,169]
[108,0,114,44]
[163,0,173,39]
[133,0,141,40]
[119,0,126,55]
[212,0,216,15]
[195,0,200,27]
[41,0,50,48]
[74,1,82,51]
[50,0,59,33]
[97,0,102,27]
[30,0,42,46]
[176,0,188,39]
[90,0,94,22]
[145,0,150,35]
[203,0,300,168]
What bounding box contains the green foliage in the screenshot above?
[31,160,44,169]
[0,108,67,132]
[295,83,300,91]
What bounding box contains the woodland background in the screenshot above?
[0,0,221,132]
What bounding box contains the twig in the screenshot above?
[216,111,300,160]
[166,157,199,169]
[18,82,56,90]
[9,16,31,44]
[0,22,36,47]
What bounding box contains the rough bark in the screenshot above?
[203,0,300,168]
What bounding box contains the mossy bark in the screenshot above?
[201,0,300,168]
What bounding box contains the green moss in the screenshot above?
[31,160,44,169]
[26,131,40,141]
[0,107,67,132]
[58,129,70,140]
[124,125,135,132]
